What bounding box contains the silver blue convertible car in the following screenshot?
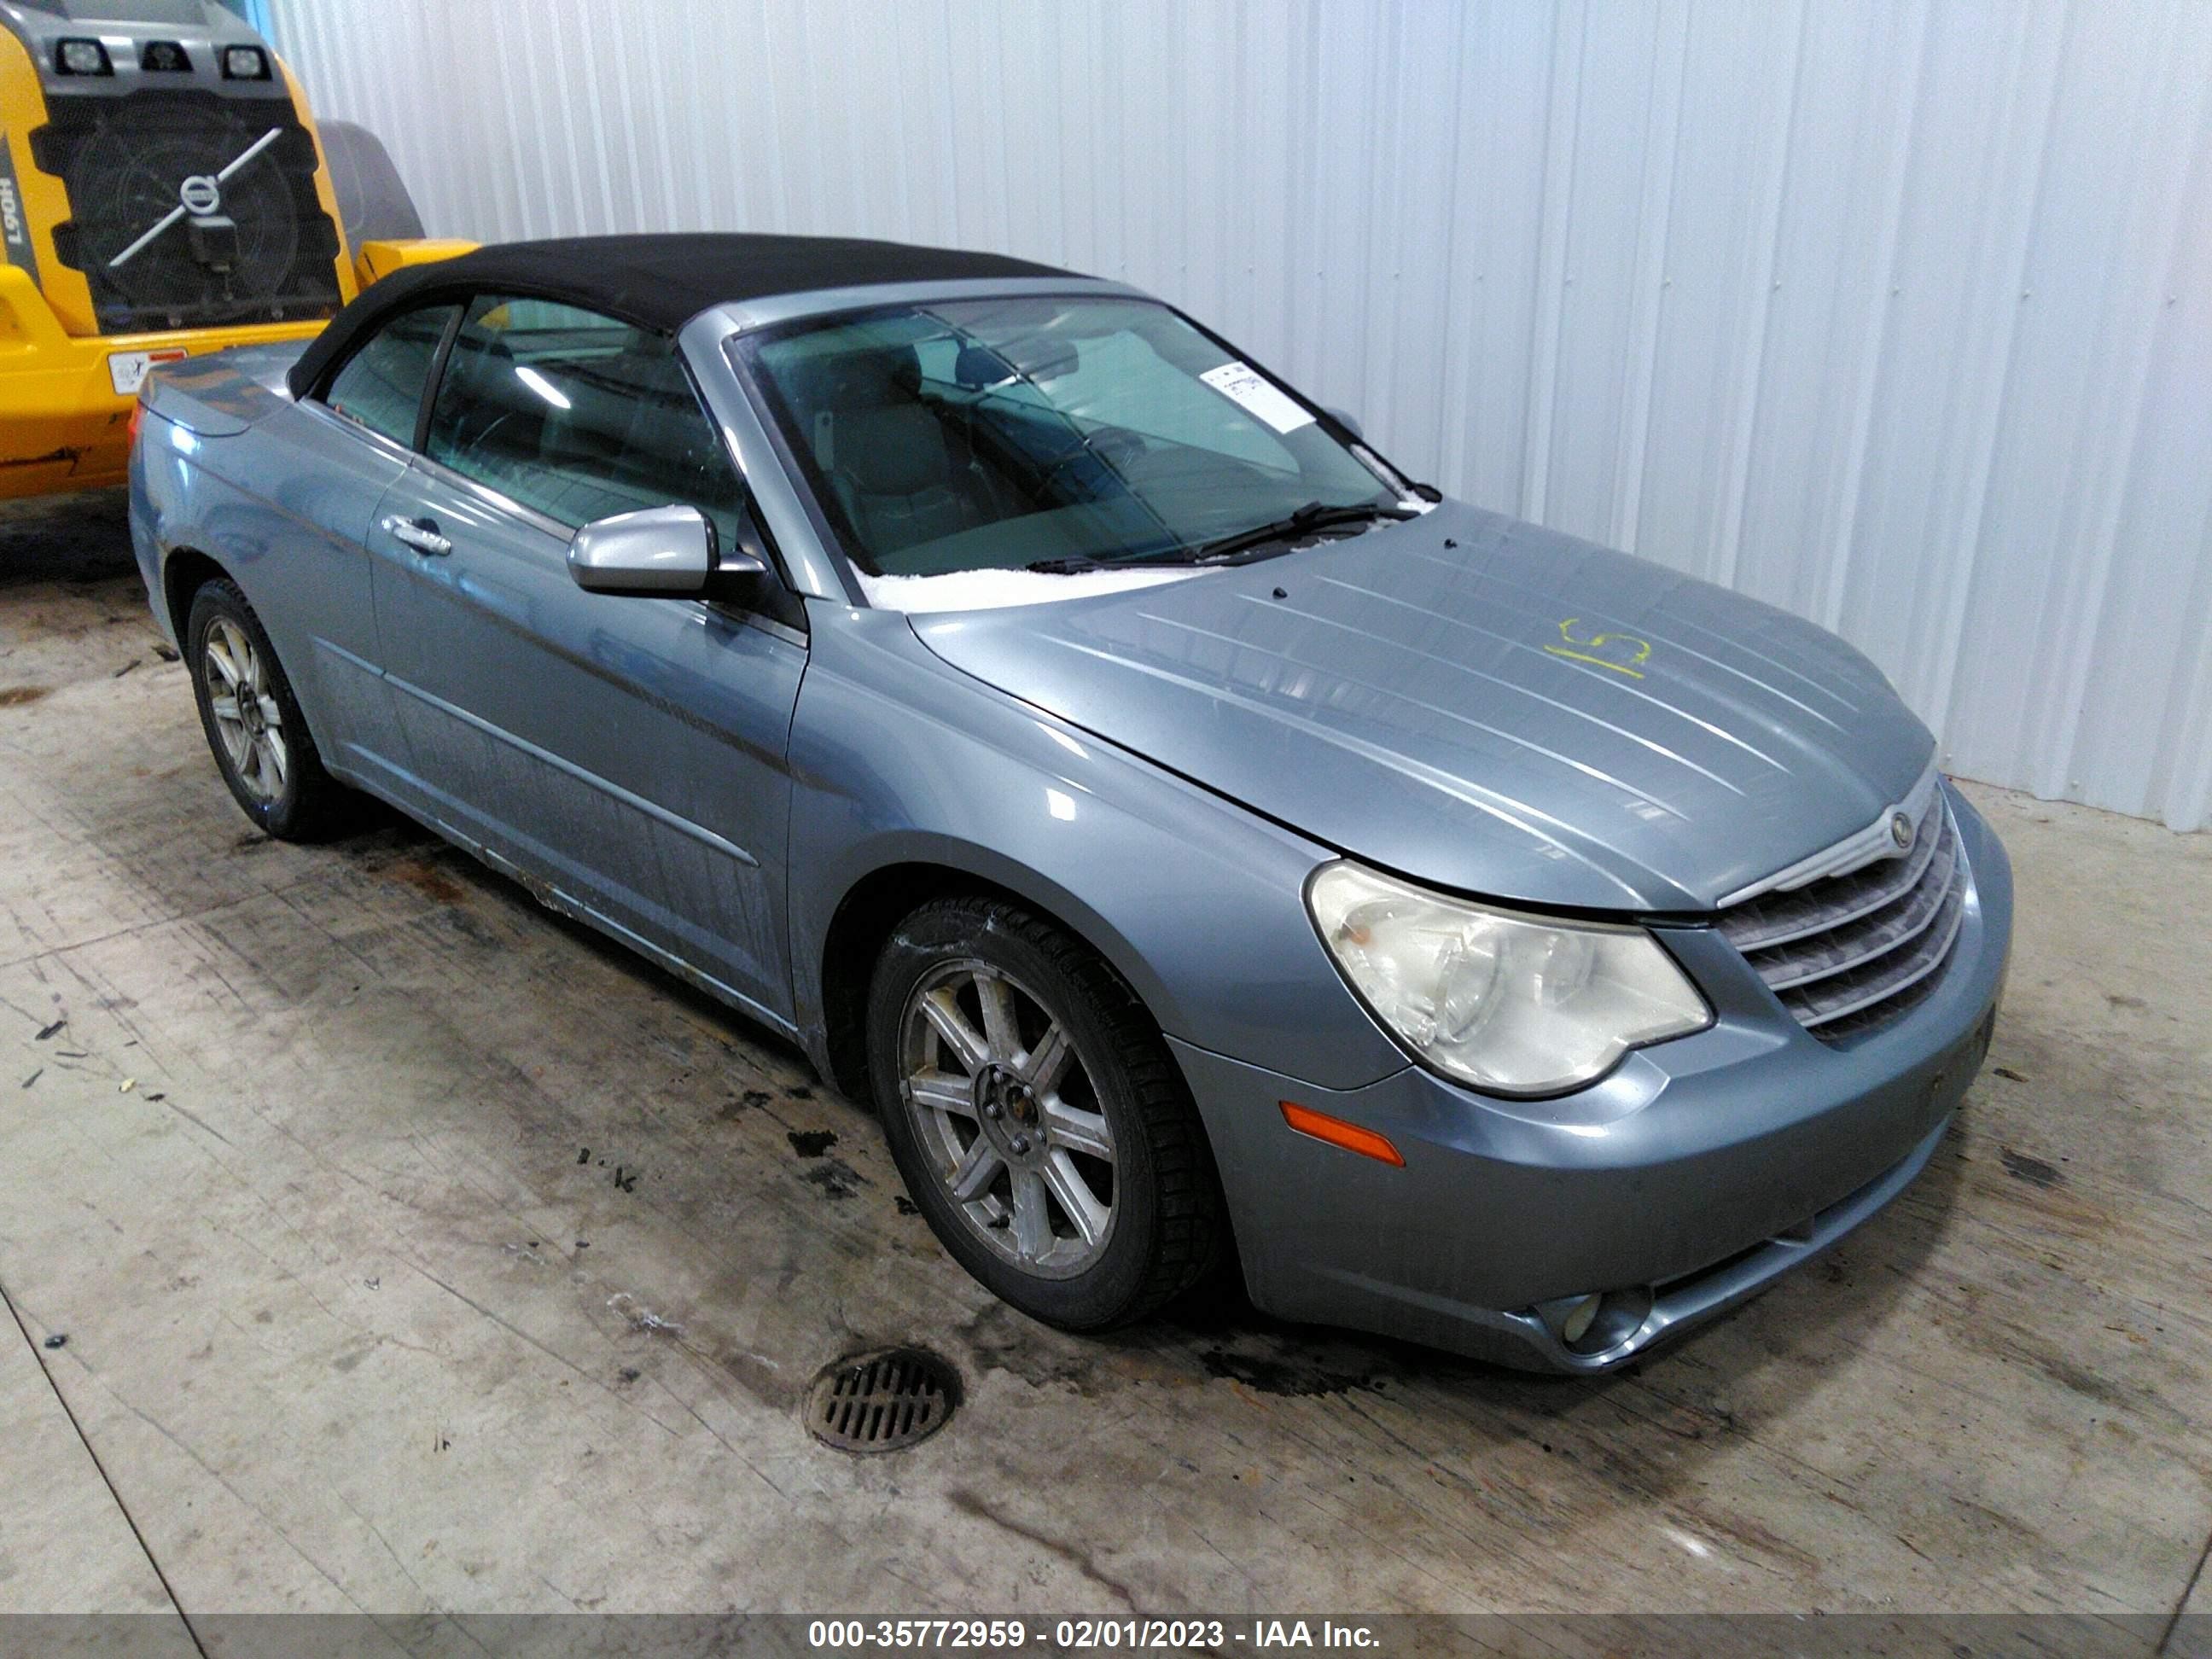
[130,234,2011,1371]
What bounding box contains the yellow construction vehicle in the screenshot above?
[0,1,469,498]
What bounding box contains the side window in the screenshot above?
[423,294,749,547]
[323,302,458,445]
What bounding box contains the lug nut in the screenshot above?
[984,1103,1001,1118]
[1010,1134,1031,1155]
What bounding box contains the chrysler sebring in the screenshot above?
[129,234,2011,1371]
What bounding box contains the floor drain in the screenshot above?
[805,1347,961,1453]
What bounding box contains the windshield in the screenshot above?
[734,295,1408,578]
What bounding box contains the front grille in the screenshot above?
[1717,795,1968,1042]
[31,89,342,334]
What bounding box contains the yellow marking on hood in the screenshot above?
[1546,617,1650,678]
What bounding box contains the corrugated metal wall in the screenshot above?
[269,0,2212,830]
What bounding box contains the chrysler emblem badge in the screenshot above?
[1889,811,1914,850]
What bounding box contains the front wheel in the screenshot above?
[866,895,1224,1330]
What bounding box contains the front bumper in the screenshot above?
[1173,783,2013,1373]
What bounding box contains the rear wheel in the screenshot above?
[867,895,1223,1330]
[185,579,356,840]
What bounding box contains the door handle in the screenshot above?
[381,515,451,556]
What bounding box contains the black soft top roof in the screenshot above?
[287,232,1081,398]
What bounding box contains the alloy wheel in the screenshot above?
[897,960,1118,1279]
[203,617,288,803]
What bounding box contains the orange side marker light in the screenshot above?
[1279,1101,1405,1167]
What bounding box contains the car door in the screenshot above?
[248,299,459,784]
[367,293,806,1027]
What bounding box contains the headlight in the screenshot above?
[1306,861,1710,1096]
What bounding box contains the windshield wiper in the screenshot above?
[1184,499,1414,565]
[1026,501,1412,577]
[1024,549,1206,575]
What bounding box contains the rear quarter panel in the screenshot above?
[132,389,412,775]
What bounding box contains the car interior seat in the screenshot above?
[814,345,1011,558]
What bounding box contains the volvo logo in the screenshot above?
[1889,811,1914,850]
[178,175,222,216]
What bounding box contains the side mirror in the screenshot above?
[1323,405,1364,441]
[568,504,762,597]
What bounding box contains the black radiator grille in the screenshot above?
[32,89,342,333]
[1718,799,1969,1043]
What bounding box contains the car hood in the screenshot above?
[905,502,1936,913]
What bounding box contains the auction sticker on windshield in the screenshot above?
[1200,361,1315,434]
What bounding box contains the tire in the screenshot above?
[184,579,356,841]
[867,895,1225,1330]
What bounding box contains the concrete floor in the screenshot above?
[1,490,2208,1644]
